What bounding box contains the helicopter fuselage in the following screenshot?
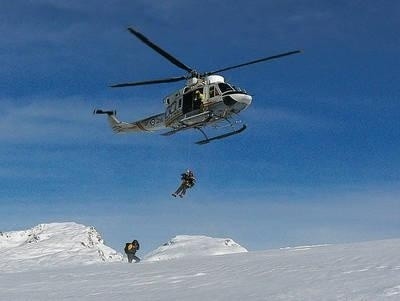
[94,74,252,141]
[164,75,252,129]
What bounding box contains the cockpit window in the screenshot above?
[218,83,233,93]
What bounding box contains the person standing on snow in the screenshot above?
[172,169,196,198]
[124,239,140,263]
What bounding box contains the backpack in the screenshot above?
[125,242,134,253]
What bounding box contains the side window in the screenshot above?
[208,86,220,98]
[167,101,177,116]
[209,86,215,98]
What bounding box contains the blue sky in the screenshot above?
[1,1,399,254]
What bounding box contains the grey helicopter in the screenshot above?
[95,27,300,145]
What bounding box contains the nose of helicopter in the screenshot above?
[223,92,252,107]
[235,93,252,105]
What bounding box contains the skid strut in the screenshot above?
[195,124,247,145]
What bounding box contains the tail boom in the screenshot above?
[94,109,166,133]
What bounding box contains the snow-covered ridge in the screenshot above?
[144,235,247,262]
[0,223,248,271]
[0,222,123,272]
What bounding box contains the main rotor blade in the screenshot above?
[127,27,194,73]
[110,76,186,88]
[208,50,301,75]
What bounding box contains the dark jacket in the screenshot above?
[124,240,140,254]
[181,173,196,187]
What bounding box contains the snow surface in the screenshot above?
[1,223,400,300]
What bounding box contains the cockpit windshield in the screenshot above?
[218,83,246,93]
[218,83,233,93]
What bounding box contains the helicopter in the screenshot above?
[95,27,300,145]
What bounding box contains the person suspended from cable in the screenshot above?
[172,169,196,198]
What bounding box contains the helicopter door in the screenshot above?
[182,88,204,114]
[182,91,193,114]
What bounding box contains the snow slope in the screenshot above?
[144,235,247,261]
[1,223,400,300]
[0,222,123,272]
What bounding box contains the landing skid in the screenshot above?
[195,124,247,145]
[161,116,246,145]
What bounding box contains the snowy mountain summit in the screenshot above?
[144,235,247,261]
[0,222,122,271]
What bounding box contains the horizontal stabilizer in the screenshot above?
[93,109,116,116]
